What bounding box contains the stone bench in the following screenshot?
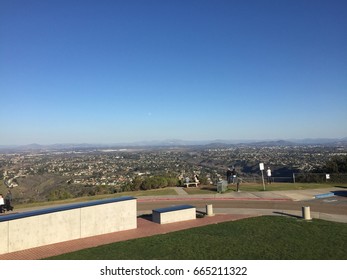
[152,204,196,224]
[183,182,199,188]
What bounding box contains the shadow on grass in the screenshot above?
[200,186,218,192]
[331,190,347,197]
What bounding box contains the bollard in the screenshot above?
[302,206,312,220]
[206,204,214,216]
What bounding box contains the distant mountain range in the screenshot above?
[1,137,347,152]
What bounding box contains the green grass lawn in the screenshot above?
[46,216,347,260]
[184,182,343,194]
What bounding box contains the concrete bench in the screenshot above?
[152,205,196,224]
[183,182,198,188]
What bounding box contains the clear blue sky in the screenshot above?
[1,0,346,145]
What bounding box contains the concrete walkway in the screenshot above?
[144,186,345,202]
[140,186,347,223]
[173,186,189,195]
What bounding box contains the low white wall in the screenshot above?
[152,205,196,224]
[0,197,137,254]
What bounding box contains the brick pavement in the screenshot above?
[0,213,254,260]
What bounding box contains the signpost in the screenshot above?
[326,174,330,182]
[259,163,266,191]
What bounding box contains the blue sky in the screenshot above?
[1,0,346,145]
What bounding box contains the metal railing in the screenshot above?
[239,173,347,184]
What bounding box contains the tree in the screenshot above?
[324,155,347,173]
[131,177,143,191]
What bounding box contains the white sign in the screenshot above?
[326,174,330,179]
[259,163,264,171]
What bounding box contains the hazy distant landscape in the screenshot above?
[1,137,347,151]
[1,138,346,204]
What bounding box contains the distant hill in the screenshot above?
[241,140,297,147]
[0,137,346,152]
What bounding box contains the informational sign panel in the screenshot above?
[259,163,264,171]
[326,174,330,180]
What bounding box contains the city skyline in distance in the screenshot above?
[1,1,346,146]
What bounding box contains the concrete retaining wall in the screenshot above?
[0,196,137,254]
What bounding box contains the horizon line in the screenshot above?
[1,136,347,148]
